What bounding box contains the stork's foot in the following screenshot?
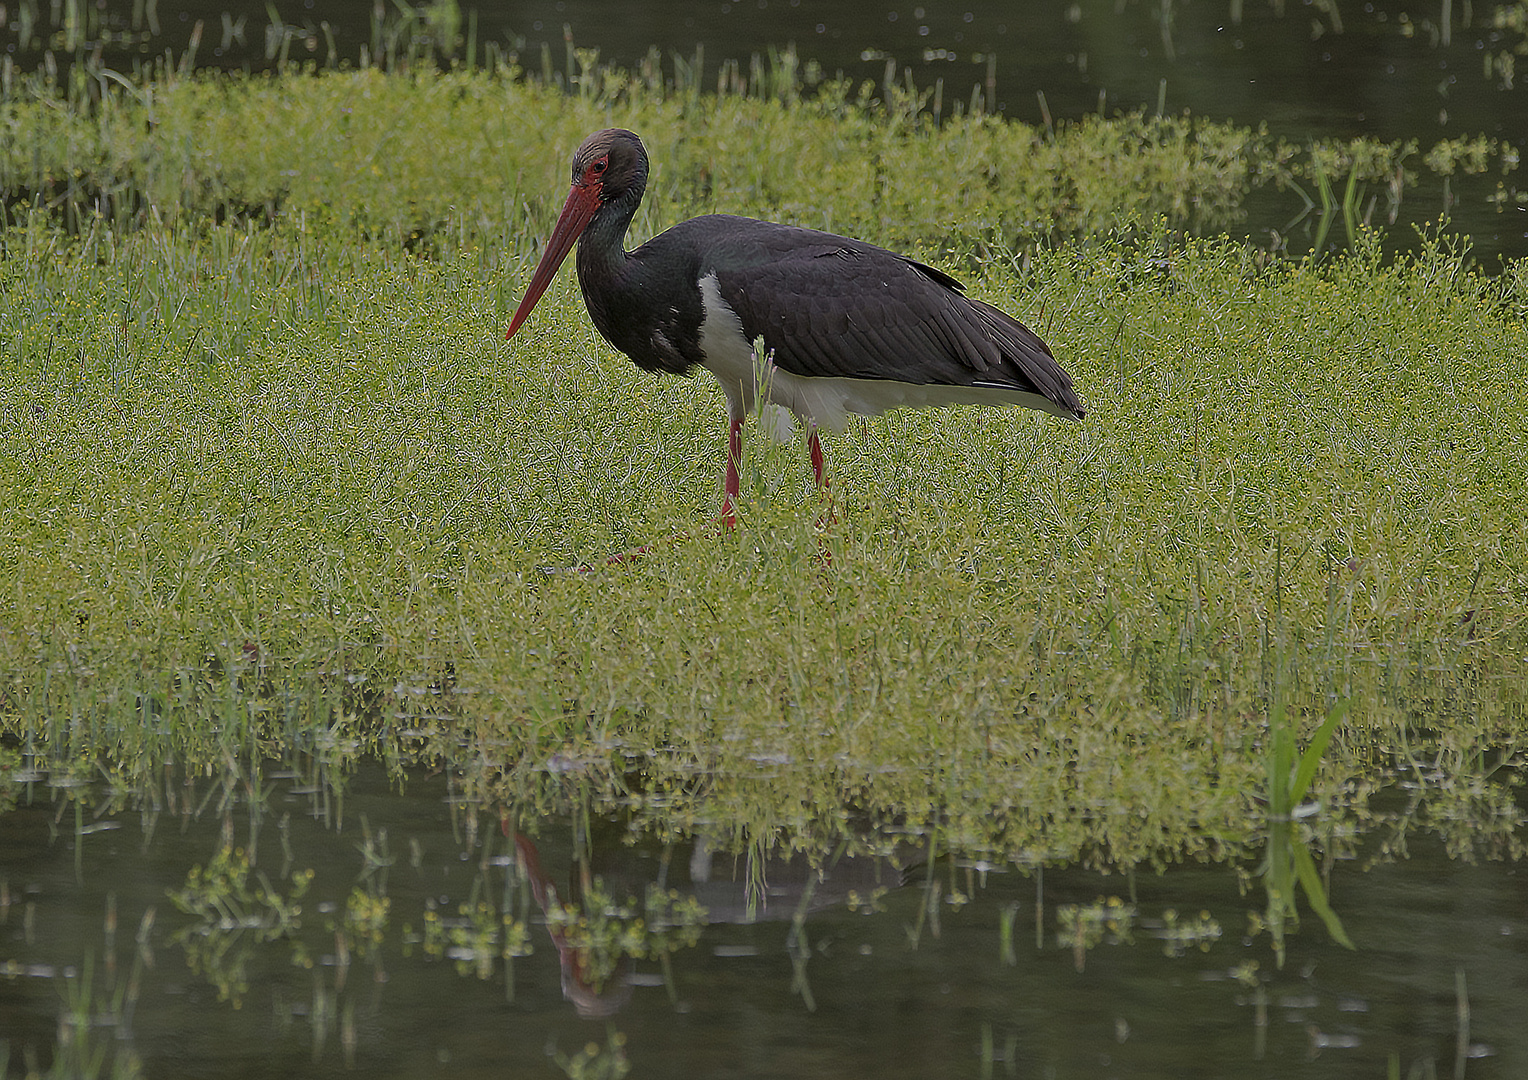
[600,542,658,567]
[717,494,739,531]
[541,509,738,574]
[535,539,666,575]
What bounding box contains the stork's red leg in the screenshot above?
[720,413,743,528]
[804,426,837,565]
[807,427,827,491]
[807,425,838,548]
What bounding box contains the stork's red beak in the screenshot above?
[506,181,603,339]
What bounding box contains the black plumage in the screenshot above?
[506,127,1085,517]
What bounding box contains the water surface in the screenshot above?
[3,763,1524,1078]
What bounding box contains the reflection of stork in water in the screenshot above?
[507,826,910,1018]
[510,831,632,1019]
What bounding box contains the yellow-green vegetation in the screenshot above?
[1,62,1519,257]
[2,68,1525,882]
[3,65,1277,252]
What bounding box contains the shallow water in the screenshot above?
[3,763,1523,1078]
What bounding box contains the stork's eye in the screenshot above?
[590,157,608,175]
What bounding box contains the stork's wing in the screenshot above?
[691,216,1084,418]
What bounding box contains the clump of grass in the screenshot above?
[2,57,1526,874]
[3,175,1524,868]
[0,62,1519,260]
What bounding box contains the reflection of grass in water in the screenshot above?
[4,908,153,1080]
[166,846,314,1007]
[552,1027,631,1080]
[53,954,146,1080]
[1056,896,1135,973]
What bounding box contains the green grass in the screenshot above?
[1,69,1526,877]
[1,61,1519,260]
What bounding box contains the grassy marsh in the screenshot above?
[1,67,1525,878]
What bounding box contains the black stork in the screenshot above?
[507,128,1085,523]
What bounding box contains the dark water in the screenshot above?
[2,766,1525,1078]
[502,0,1519,142]
[22,0,1516,141]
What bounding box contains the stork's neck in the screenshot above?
[575,188,640,285]
[571,186,657,362]
[568,183,697,377]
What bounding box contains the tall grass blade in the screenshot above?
[1289,699,1349,806]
